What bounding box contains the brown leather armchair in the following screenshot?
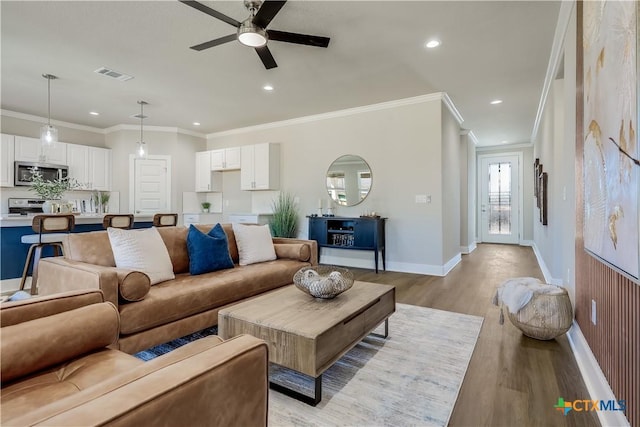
[1,290,268,426]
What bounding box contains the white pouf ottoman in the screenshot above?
[494,277,573,340]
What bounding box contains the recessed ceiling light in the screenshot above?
[425,39,441,49]
[490,99,503,105]
[193,122,201,126]
[89,111,99,116]
[263,85,274,91]
[501,140,508,144]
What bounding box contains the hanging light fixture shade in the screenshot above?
[135,100,148,159]
[40,74,59,147]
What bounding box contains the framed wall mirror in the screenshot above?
[326,155,372,206]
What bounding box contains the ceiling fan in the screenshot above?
[180,0,330,70]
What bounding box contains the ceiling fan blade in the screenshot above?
[253,0,287,29]
[179,0,241,28]
[267,30,330,48]
[255,46,278,69]
[190,34,237,51]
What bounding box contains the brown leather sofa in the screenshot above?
[1,289,268,427]
[37,223,318,354]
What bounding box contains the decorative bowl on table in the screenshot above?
[293,266,354,299]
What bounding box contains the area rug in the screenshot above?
[135,304,483,426]
[269,303,483,426]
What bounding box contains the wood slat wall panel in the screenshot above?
[575,3,639,425]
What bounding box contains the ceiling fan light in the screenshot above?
[238,21,267,47]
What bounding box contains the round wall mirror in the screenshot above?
[326,155,372,206]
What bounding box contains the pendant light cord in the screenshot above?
[140,101,144,143]
[47,76,51,126]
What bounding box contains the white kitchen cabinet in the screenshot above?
[211,147,241,171]
[240,143,279,190]
[89,147,111,191]
[1,134,15,187]
[66,144,89,188]
[195,151,222,192]
[14,136,42,162]
[15,136,67,164]
[228,213,272,225]
[44,142,67,164]
[67,145,111,190]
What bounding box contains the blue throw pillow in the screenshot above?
[187,224,235,275]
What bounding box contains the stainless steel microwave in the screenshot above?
[14,161,69,186]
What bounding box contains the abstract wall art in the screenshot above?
[583,0,639,282]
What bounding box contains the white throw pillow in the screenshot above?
[232,223,277,266]
[107,227,175,285]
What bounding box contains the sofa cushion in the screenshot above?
[1,302,120,383]
[116,270,151,302]
[63,231,116,267]
[187,224,234,275]
[118,260,307,335]
[232,223,276,266]
[0,349,142,423]
[274,243,311,262]
[108,227,175,285]
[156,226,190,274]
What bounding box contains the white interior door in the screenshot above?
[479,154,521,244]
[130,156,171,214]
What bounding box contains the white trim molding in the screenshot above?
[1,109,105,134]
[567,323,631,427]
[1,109,205,138]
[530,241,563,285]
[531,0,574,143]
[460,242,477,255]
[319,252,462,277]
[208,92,463,139]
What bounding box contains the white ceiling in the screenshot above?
[1,1,561,146]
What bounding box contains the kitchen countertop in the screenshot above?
[0,213,154,227]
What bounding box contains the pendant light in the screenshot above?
[135,100,148,159]
[40,74,58,147]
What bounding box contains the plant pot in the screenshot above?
[42,200,53,214]
[202,208,210,213]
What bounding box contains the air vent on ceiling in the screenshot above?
[94,67,134,82]
[130,114,148,119]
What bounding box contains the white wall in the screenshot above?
[460,133,477,252]
[441,105,462,266]
[208,97,459,275]
[532,6,577,305]
[105,129,206,214]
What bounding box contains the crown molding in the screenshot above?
[208,92,463,139]
[103,124,205,138]
[531,0,574,143]
[1,109,205,138]
[1,109,104,134]
[441,93,464,125]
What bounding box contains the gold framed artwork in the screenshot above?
[583,1,639,282]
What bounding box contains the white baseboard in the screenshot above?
[567,322,630,427]
[460,242,477,254]
[320,252,462,277]
[529,241,563,285]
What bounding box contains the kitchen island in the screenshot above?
[0,214,154,282]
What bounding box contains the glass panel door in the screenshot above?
[479,154,520,244]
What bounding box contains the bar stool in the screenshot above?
[153,213,178,227]
[20,214,75,295]
[103,214,134,229]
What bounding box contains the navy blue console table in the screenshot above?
[307,216,386,273]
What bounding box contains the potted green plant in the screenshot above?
[92,191,110,214]
[29,169,78,213]
[201,201,211,213]
[270,192,299,238]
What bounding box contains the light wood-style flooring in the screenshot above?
[350,243,600,427]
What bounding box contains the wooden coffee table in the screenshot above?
[218,281,395,406]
